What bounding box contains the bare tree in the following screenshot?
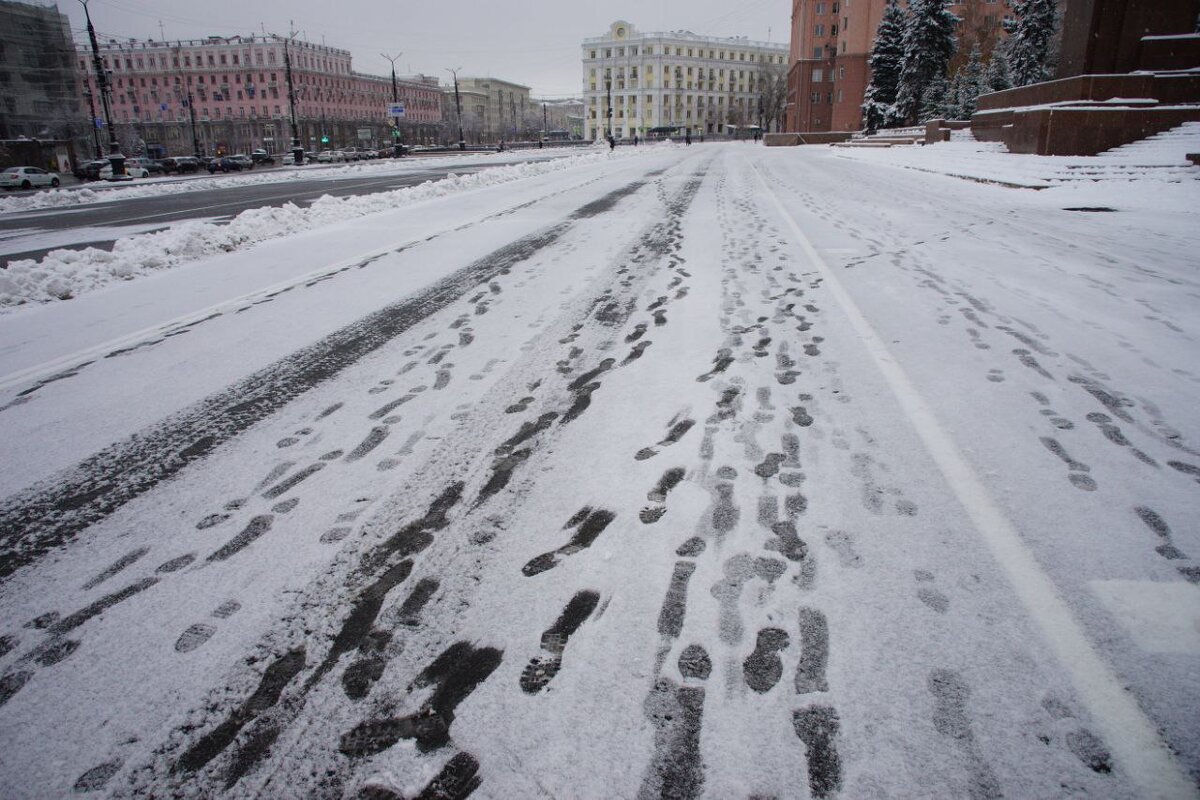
[756,61,789,133]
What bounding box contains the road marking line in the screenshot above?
[754,160,1196,800]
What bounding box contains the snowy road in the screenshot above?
[0,142,1197,798]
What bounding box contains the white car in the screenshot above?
[0,166,61,190]
[99,162,150,180]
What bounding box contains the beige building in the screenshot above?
[582,20,789,140]
[448,77,534,142]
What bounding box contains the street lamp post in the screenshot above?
[446,67,465,150]
[82,87,102,159]
[605,77,613,139]
[186,88,201,158]
[78,0,124,177]
[382,52,404,157]
[282,33,303,165]
[542,102,547,148]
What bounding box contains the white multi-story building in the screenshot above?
[582,20,789,140]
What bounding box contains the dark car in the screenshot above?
[206,156,243,173]
[228,154,255,170]
[250,149,275,165]
[73,159,108,181]
[162,156,202,174]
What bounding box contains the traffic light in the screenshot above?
[321,135,329,144]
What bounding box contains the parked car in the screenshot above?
[1,166,60,190]
[161,156,202,174]
[128,157,165,175]
[228,154,255,170]
[206,156,243,173]
[315,150,342,163]
[282,152,296,165]
[73,159,109,181]
[250,149,275,165]
[100,162,149,179]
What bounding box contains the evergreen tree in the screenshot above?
[1004,0,1058,86]
[958,44,986,118]
[896,0,959,125]
[919,76,951,122]
[861,0,906,132]
[984,48,1013,92]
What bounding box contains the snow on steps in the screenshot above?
[828,121,1200,189]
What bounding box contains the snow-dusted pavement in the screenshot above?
[0,141,1197,799]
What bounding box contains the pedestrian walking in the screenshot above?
[608,134,616,151]
[685,130,692,146]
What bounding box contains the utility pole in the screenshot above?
[446,67,465,150]
[382,52,405,157]
[283,28,303,164]
[542,102,547,147]
[78,0,124,176]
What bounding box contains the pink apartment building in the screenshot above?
[76,34,444,156]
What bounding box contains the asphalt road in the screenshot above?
[0,154,569,267]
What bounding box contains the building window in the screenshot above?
[813,47,822,59]
[815,2,825,12]
[815,24,824,36]
[810,92,819,103]
[831,24,838,36]
[839,67,845,79]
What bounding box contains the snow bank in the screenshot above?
[0,146,658,311]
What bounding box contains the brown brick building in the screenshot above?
[786,0,1015,133]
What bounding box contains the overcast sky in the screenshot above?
[58,0,790,97]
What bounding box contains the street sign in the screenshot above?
[388,103,406,118]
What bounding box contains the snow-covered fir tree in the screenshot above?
[984,48,1013,92]
[957,44,986,118]
[1004,0,1058,86]
[944,71,965,120]
[861,0,906,132]
[896,0,959,125]
[918,75,951,122]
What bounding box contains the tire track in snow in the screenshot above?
[0,181,645,582]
